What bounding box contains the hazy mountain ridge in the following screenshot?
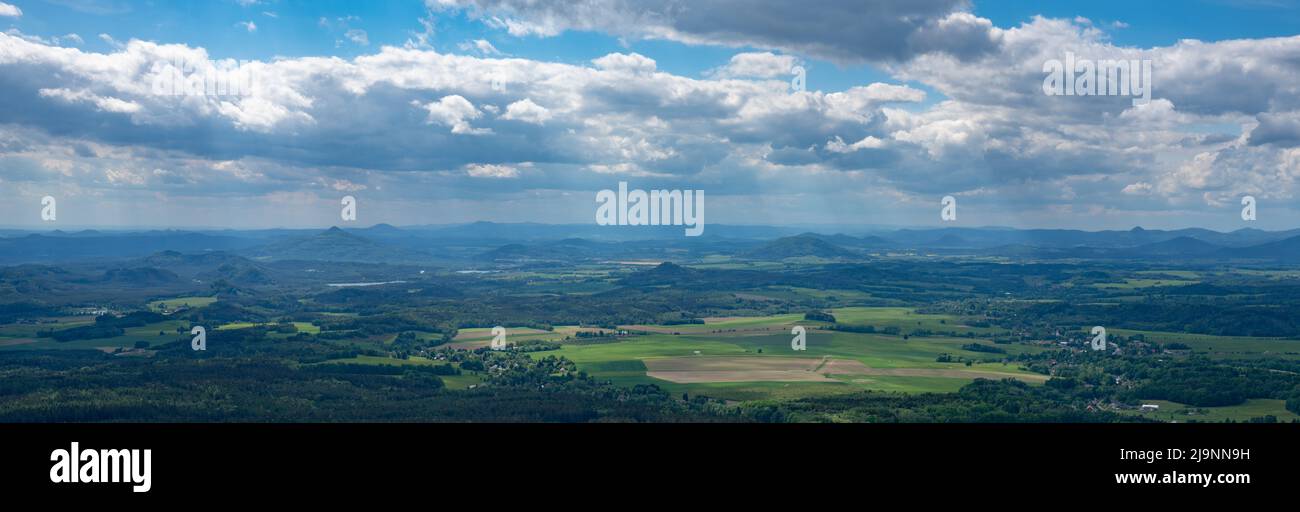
[746,235,859,259]
[5,223,1300,265]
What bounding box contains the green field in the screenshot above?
[448,326,596,348]
[640,375,986,401]
[322,355,445,366]
[528,311,1046,401]
[454,326,555,340]
[0,317,94,340]
[218,321,320,336]
[829,307,999,335]
[1127,399,1300,423]
[1110,328,1300,359]
[618,313,809,335]
[0,319,190,351]
[0,317,329,351]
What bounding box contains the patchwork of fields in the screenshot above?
[521,309,1048,400]
[4,296,1299,421]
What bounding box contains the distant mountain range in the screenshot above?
[746,234,859,259]
[243,226,433,264]
[0,231,259,264]
[5,223,1300,265]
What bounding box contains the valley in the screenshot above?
[3,223,1300,422]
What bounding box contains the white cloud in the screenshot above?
[345,29,369,46]
[826,135,886,153]
[417,95,490,134]
[0,12,1298,228]
[591,52,656,72]
[1121,182,1153,195]
[3,29,83,47]
[97,33,121,48]
[465,163,519,178]
[0,2,21,17]
[501,98,550,124]
[431,0,1002,64]
[458,39,501,55]
[710,52,797,79]
[327,178,367,192]
[104,168,147,186]
[38,88,141,114]
[237,21,258,33]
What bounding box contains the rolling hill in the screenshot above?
[745,235,858,259]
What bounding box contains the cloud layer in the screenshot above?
[0,3,1297,230]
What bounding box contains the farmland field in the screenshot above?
[4,230,1300,424]
[526,311,1047,400]
[1126,399,1300,423]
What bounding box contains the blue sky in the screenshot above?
[10,1,1298,89]
[1,0,1298,230]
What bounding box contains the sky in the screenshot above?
[0,0,1298,230]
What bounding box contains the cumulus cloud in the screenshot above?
[1249,112,1300,147]
[501,98,550,124]
[1121,182,1153,195]
[0,9,1297,229]
[710,52,798,79]
[591,52,656,72]
[0,2,21,17]
[826,135,886,153]
[458,39,501,55]
[417,95,490,134]
[4,29,85,47]
[38,88,141,114]
[430,0,1002,64]
[465,163,520,178]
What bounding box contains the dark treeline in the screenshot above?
[0,348,745,423]
[769,380,1142,423]
[1013,301,1300,338]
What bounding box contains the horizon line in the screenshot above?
[0,222,1289,235]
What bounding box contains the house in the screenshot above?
[1140,404,1160,412]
